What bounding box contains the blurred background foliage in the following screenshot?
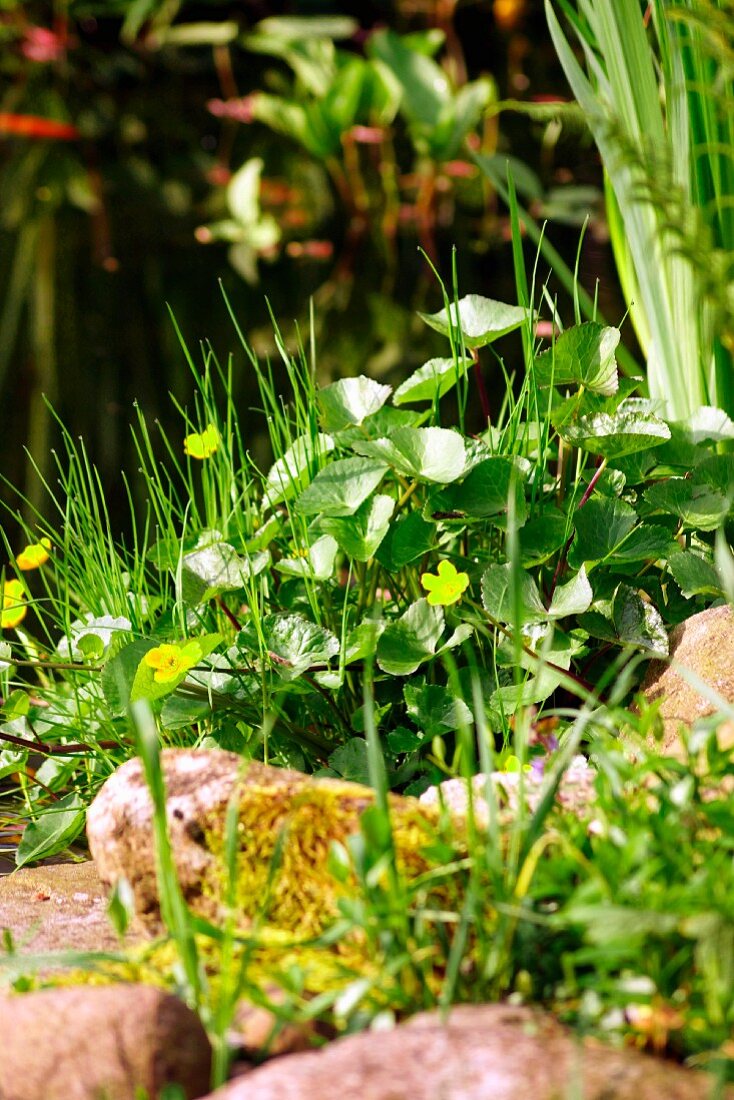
[0,0,615,532]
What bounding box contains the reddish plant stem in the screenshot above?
[471,347,491,423]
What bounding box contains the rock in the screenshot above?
[0,861,136,956]
[640,604,734,759]
[0,984,211,1100]
[420,755,596,825]
[87,749,453,934]
[197,1003,728,1100]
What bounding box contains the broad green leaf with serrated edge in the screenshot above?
[344,620,385,664]
[418,294,531,349]
[328,740,370,784]
[322,494,395,561]
[319,377,392,432]
[643,478,731,531]
[352,426,465,483]
[296,457,388,517]
[612,585,668,654]
[238,613,339,682]
[548,566,593,618]
[181,542,269,605]
[375,511,435,570]
[429,456,526,522]
[404,682,473,736]
[393,356,472,405]
[534,322,619,396]
[520,511,569,566]
[668,552,722,599]
[556,401,670,458]
[275,534,338,581]
[377,599,444,676]
[568,497,637,567]
[264,433,334,506]
[16,792,85,868]
[481,564,547,624]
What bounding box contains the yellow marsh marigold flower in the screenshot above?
[143,641,201,684]
[1,578,27,630]
[183,424,220,460]
[420,560,469,606]
[16,537,51,571]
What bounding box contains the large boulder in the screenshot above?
[198,1003,726,1100]
[86,749,455,934]
[640,604,734,758]
[0,984,211,1100]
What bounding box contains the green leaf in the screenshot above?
[534,322,619,396]
[375,511,435,570]
[253,14,358,43]
[643,478,732,532]
[321,493,395,561]
[393,356,472,405]
[404,682,473,736]
[569,496,637,567]
[519,511,569,566]
[161,694,213,730]
[386,726,425,753]
[328,740,370,784]
[548,566,593,618]
[352,426,466,483]
[275,535,338,581]
[668,552,723,599]
[377,599,445,675]
[239,613,340,681]
[101,638,159,717]
[612,585,668,654]
[429,456,527,522]
[264,433,335,507]
[556,401,671,458]
[181,540,270,605]
[15,792,85,868]
[418,294,531,349]
[296,457,388,517]
[130,634,222,705]
[367,29,450,131]
[344,620,385,664]
[319,377,392,432]
[481,563,547,625]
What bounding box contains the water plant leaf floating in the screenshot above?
[183,423,220,459]
[275,535,338,580]
[555,401,671,458]
[295,457,388,517]
[377,598,445,676]
[1,578,27,630]
[420,560,469,606]
[418,294,531,349]
[264,432,334,506]
[15,537,51,571]
[392,356,473,405]
[319,376,392,432]
[352,426,466,483]
[534,322,619,396]
[15,791,85,869]
[321,494,395,561]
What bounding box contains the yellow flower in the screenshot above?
[16,537,51,571]
[183,424,220,460]
[1,578,27,630]
[143,641,201,684]
[420,560,469,606]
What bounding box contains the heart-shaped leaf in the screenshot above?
[393,356,473,405]
[275,535,339,580]
[534,322,619,396]
[296,457,388,517]
[264,432,334,506]
[352,426,466,483]
[16,792,85,868]
[321,494,395,561]
[556,401,671,458]
[319,376,392,432]
[418,294,531,349]
[377,599,445,675]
